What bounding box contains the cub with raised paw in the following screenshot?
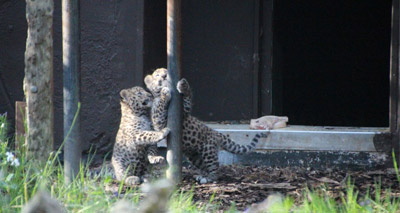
[112,86,170,185]
[177,78,268,183]
[147,75,269,184]
[144,68,172,164]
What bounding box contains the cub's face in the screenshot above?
[144,68,170,97]
[120,87,153,113]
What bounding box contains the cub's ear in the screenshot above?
[144,75,153,87]
[120,89,129,102]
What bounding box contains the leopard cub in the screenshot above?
[145,74,269,184]
[144,68,172,164]
[111,86,170,185]
[176,79,267,183]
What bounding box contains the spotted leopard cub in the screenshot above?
[176,79,267,183]
[112,86,170,185]
[144,68,172,164]
[144,72,268,183]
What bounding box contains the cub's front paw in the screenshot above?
[160,87,171,101]
[148,155,165,164]
[195,176,211,184]
[125,176,142,186]
[161,127,170,138]
[177,78,190,94]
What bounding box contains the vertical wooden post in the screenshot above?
[252,0,261,118]
[62,0,81,184]
[390,0,400,164]
[135,0,145,86]
[166,0,183,183]
[15,101,26,151]
[24,0,54,163]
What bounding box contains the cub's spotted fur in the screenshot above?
[144,68,172,164]
[147,75,268,183]
[177,79,267,183]
[111,87,170,185]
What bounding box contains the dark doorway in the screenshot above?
[273,1,392,127]
[182,0,258,121]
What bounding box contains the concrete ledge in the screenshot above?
[208,124,389,152]
[158,124,388,152]
[218,150,388,170]
[157,124,391,168]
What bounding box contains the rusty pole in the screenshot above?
[166,0,183,183]
[62,0,81,184]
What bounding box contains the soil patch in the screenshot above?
[180,165,399,211]
[92,161,400,211]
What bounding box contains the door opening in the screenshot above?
[273,1,391,127]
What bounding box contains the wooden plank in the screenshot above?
[24,0,54,163]
[390,0,399,134]
[166,0,183,184]
[15,101,26,151]
[390,0,400,161]
[135,0,145,86]
[15,101,26,137]
[252,0,261,118]
[260,0,274,115]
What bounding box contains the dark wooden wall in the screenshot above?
[181,0,273,121]
[0,0,394,152]
[1,0,144,152]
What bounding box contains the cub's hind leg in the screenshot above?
[147,145,165,164]
[111,156,142,186]
[199,147,220,184]
[188,146,220,184]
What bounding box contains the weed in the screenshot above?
[0,112,400,212]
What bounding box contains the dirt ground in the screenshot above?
[95,161,399,211]
[178,165,400,211]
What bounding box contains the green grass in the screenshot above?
[0,112,206,213]
[0,112,400,212]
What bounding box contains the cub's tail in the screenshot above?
[217,131,269,154]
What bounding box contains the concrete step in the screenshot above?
[207,124,388,152]
[158,124,390,169]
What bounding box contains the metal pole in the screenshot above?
[62,0,81,184]
[166,0,183,184]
